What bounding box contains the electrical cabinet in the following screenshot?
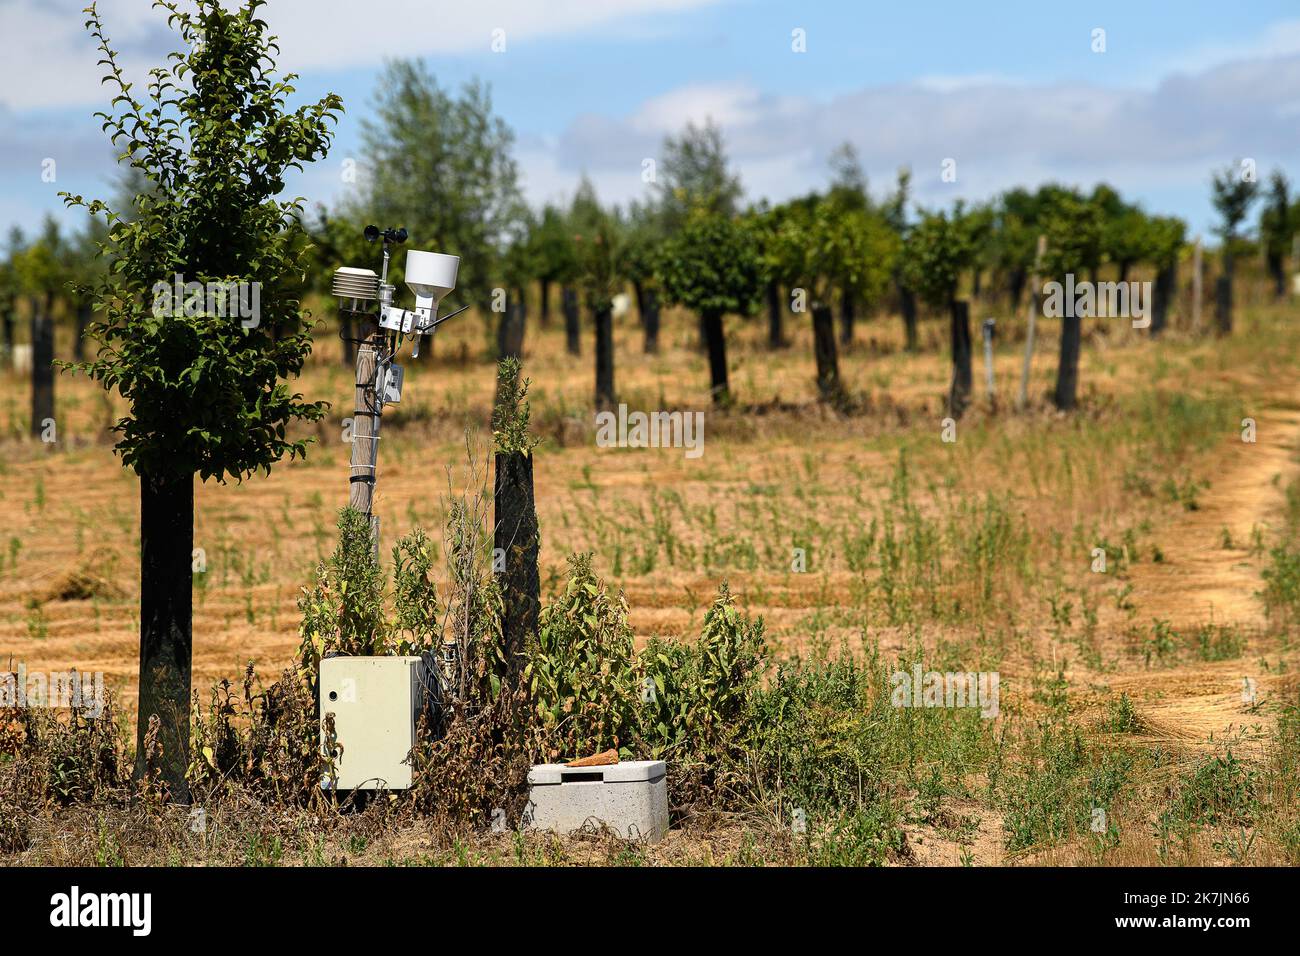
[319,656,429,790]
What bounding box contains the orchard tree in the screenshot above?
[901,208,977,417]
[775,195,897,402]
[497,206,538,362]
[15,216,66,440]
[354,59,520,312]
[1210,163,1260,333]
[571,196,625,410]
[531,203,577,327]
[882,168,920,350]
[658,204,762,406]
[1147,215,1186,336]
[1260,170,1293,300]
[0,229,21,366]
[62,0,341,795]
[624,200,664,354]
[1041,191,1103,410]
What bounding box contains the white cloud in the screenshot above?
[0,0,727,111]
[551,51,1300,220]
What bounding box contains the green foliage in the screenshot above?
[525,554,641,760]
[297,509,389,672]
[61,0,340,483]
[900,208,975,307]
[657,204,762,319]
[1040,190,1104,280]
[568,181,627,314]
[1211,163,1261,245]
[492,357,539,454]
[770,195,898,306]
[641,583,767,763]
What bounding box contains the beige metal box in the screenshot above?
[319,655,429,790]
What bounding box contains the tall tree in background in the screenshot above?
[1260,170,1293,301]
[354,60,521,313]
[902,208,976,417]
[1210,164,1260,334]
[658,204,761,406]
[63,0,340,795]
[1041,191,1104,410]
[656,119,743,229]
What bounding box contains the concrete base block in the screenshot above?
[523,760,668,842]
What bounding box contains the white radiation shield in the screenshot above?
[404,250,459,314]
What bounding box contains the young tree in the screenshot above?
[883,168,919,351]
[1147,215,1186,336]
[15,216,66,440]
[62,0,341,795]
[354,60,521,312]
[531,203,577,328]
[774,195,897,402]
[1260,170,1293,301]
[624,200,664,354]
[658,204,762,406]
[1210,164,1260,334]
[901,208,977,417]
[0,229,20,368]
[571,196,625,410]
[497,207,538,363]
[1041,192,1104,410]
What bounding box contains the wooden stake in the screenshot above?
[348,319,382,546]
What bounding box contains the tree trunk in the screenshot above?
[30,294,54,440]
[949,299,973,418]
[1053,307,1082,411]
[839,287,856,346]
[812,303,841,401]
[135,469,194,800]
[1008,268,1027,311]
[73,301,92,362]
[494,449,539,677]
[539,278,551,327]
[900,285,918,352]
[702,309,729,405]
[594,303,614,410]
[766,281,785,349]
[1,295,14,368]
[498,290,526,360]
[642,288,660,354]
[1214,275,1233,335]
[562,286,581,356]
[1152,261,1176,337]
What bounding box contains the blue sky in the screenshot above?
[4,0,1300,243]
